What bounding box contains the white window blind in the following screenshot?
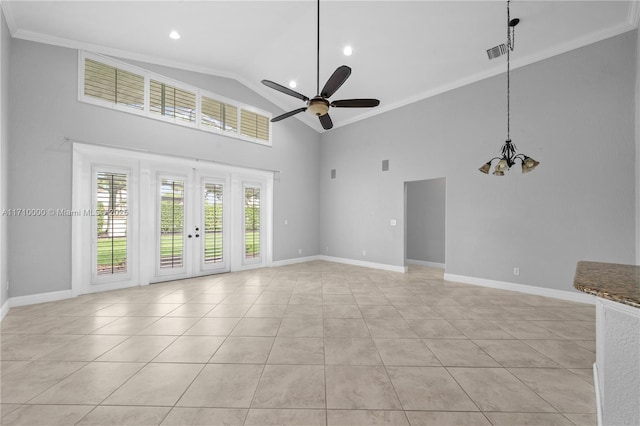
[96,172,128,275]
[201,96,238,132]
[150,80,196,123]
[84,59,144,110]
[241,109,270,142]
[204,183,224,264]
[244,187,261,259]
[160,179,185,269]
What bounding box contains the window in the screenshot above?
[84,59,144,110]
[96,171,128,275]
[244,187,261,259]
[79,52,272,145]
[150,80,196,123]
[160,179,185,269]
[203,183,224,264]
[241,110,270,142]
[201,96,238,132]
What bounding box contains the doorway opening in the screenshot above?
[404,177,446,269]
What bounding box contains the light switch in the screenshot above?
[284,219,288,225]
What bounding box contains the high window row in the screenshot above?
[79,51,271,145]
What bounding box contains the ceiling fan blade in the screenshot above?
[319,113,333,130]
[261,80,309,102]
[271,108,307,122]
[330,99,381,108]
[320,66,351,98]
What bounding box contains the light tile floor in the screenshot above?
[0,261,597,425]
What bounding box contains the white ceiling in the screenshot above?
[3,1,638,132]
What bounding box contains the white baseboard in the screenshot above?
[444,273,594,305]
[318,255,407,273]
[271,255,321,268]
[8,289,74,308]
[406,259,445,269]
[593,362,603,426]
[0,298,10,321]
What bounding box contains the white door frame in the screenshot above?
[72,143,273,296]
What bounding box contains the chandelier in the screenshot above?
[479,0,539,176]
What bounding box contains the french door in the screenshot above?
[152,168,231,282]
[72,143,272,295]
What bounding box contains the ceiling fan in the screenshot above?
[261,0,380,130]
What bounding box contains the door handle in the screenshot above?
[187,234,192,238]
[195,234,200,238]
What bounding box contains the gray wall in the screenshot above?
[0,9,9,307]
[320,31,637,293]
[406,178,446,264]
[8,39,321,298]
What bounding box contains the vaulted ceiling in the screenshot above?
[3,1,638,132]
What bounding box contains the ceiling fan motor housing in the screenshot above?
[307,97,330,116]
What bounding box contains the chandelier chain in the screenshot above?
[507,0,511,141]
[478,0,539,175]
[317,0,320,95]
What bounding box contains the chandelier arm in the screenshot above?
[513,153,527,161]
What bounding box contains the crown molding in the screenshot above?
[13,28,236,79]
[6,9,637,135]
[629,0,640,27]
[0,1,17,36]
[331,19,638,131]
[10,27,325,133]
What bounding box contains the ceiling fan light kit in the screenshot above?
[479,0,539,176]
[307,98,330,116]
[261,0,380,130]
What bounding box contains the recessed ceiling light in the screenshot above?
[169,30,181,40]
[343,45,353,56]
[289,80,297,88]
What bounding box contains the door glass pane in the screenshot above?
[96,172,128,275]
[244,187,260,259]
[160,179,184,269]
[204,183,223,264]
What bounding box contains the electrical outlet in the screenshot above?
[325,247,329,253]
[298,249,302,254]
[390,219,397,226]
[513,267,520,276]
[362,250,366,256]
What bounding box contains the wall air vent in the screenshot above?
[487,43,507,60]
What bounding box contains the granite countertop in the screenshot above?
[574,261,640,309]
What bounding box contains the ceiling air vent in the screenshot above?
[487,43,507,60]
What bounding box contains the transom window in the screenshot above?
[150,80,196,123]
[84,59,144,111]
[79,51,272,145]
[202,96,238,132]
